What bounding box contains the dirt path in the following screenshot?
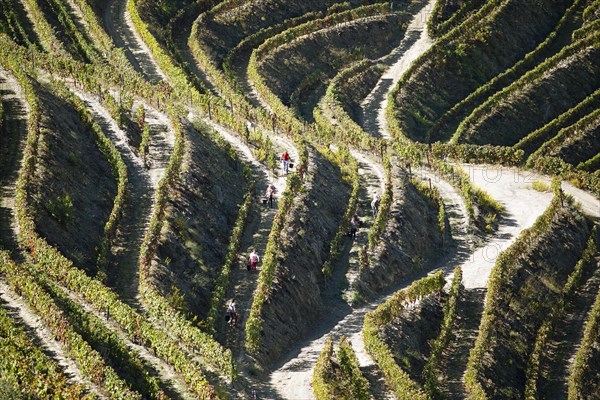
[217,168,277,374]
[186,115,304,397]
[266,163,471,399]
[141,102,175,187]
[103,0,166,83]
[200,119,296,316]
[0,68,28,256]
[459,165,554,288]
[344,151,390,399]
[562,181,600,219]
[70,88,174,307]
[265,161,559,399]
[361,0,436,139]
[343,150,386,297]
[0,281,104,397]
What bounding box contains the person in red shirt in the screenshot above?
[281,151,290,174]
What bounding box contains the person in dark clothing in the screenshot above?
[350,214,360,238]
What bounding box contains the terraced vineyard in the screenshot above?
[0,0,598,399]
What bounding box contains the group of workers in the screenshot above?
[228,149,383,334]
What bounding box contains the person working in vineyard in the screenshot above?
[249,249,260,271]
[281,150,290,174]
[371,193,381,218]
[265,184,275,208]
[227,299,238,326]
[350,214,360,239]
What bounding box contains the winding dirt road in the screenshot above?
[361,0,436,139]
[265,163,555,399]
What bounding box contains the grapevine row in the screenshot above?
[245,142,309,354]
[363,271,446,400]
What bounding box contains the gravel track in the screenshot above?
[344,150,386,294]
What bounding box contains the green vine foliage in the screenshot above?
[464,195,580,399]
[2,45,222,398]
[367,155,392,251]
[524,227,598,399]
[513,84,600,157]
[312,336,371,400]
[363,271,445,400]
[51,82,129,276]
[409,175,446,240]
[428,0,586,144]
[45,0,100,62]
[568,283,600,399]
[31,265,167,399]
[386,0,507,142]
[314,59,382,152]
[565,226,599,398]
[320,146,360,278]
[204,180,254,334]
[0,253,142,399]
[0,0,37,48]
[0,294,90,398]
[245,142,309,354]
[452,23,600,145]
[528,107,600,169]
[135,111,235,382]
[247,3,390,139]
[21,0,67,54]
[313,336,336,400]
[223,11,323,88]
[423,267,462,398]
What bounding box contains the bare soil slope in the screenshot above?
[151,121,247,320]
[475,202,592,399]
[30,84,117,275]
[256,147,351,366]
[392,0,571,142]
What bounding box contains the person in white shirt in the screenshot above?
[371,194,381,218]
[249,250,260,270]
[227,298,238,326]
